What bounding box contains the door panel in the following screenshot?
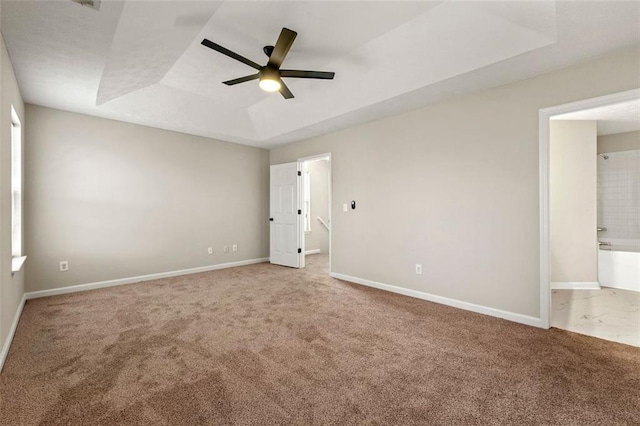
[270,162,300,267]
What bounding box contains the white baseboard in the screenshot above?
[330,273,543,328]
[603,283,640,292]
[305,249,321,255]
[25,257,269,300]
[551,281,600,290]
[0,293,26,373]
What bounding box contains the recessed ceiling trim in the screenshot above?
[2,0,639,148]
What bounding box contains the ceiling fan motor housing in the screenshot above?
[260,67,280,81]
[263,45,275,57]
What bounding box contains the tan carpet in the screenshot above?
[1,254,639,425]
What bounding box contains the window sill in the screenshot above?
[12,256,26,273]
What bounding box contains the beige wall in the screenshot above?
[24,105,269,292]
[0,35,25,351]
[304,159,330,254]
[270,47,640,319]
[597,130,640,153]
[550,121,598,284]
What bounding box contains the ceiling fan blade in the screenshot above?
[267,28,297,69]
[223,73,260,86]
[280,70,335,80]
[279,80,294,99]
[201,39,262,70]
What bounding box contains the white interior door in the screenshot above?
[270,162,300,268]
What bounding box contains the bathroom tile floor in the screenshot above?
[552,288,639,347]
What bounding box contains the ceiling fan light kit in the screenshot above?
[201,27,335,99]
[258,68,282,92]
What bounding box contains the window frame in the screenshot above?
[11,105,26,273]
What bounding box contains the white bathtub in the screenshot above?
[598,241,640,292]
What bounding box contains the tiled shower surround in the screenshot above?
[597,149,640,241]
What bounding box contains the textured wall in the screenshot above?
[270,47,640,320]
[24,105,269,292]
[597,149,640,241]
[596,132,640,244]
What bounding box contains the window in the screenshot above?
[11,106,25,272]
[303,171,311,232]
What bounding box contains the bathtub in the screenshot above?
[598,239,640,292]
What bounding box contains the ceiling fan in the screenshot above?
[201,28,335,99]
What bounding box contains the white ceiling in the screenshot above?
[2,1,639,148]
[552,98,640,136]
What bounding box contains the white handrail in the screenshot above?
[317,216,330,231]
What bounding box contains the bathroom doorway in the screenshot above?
[299,154,331,275]
[540,89,639,346]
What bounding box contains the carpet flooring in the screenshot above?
[1,254,639,425]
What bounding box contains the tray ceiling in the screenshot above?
[2,1,639,148]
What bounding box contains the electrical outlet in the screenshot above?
[207,247,213,255]
[232,244,238,252]
[60,261,69,272]
[415,264,422,275]
[224,245,229,253]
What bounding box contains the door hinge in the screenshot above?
[298,209,302,215]
[298,248,302,253]
[297,171,301,176]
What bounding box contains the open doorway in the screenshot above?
[540,89,639,347]
[299,154,331,275]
